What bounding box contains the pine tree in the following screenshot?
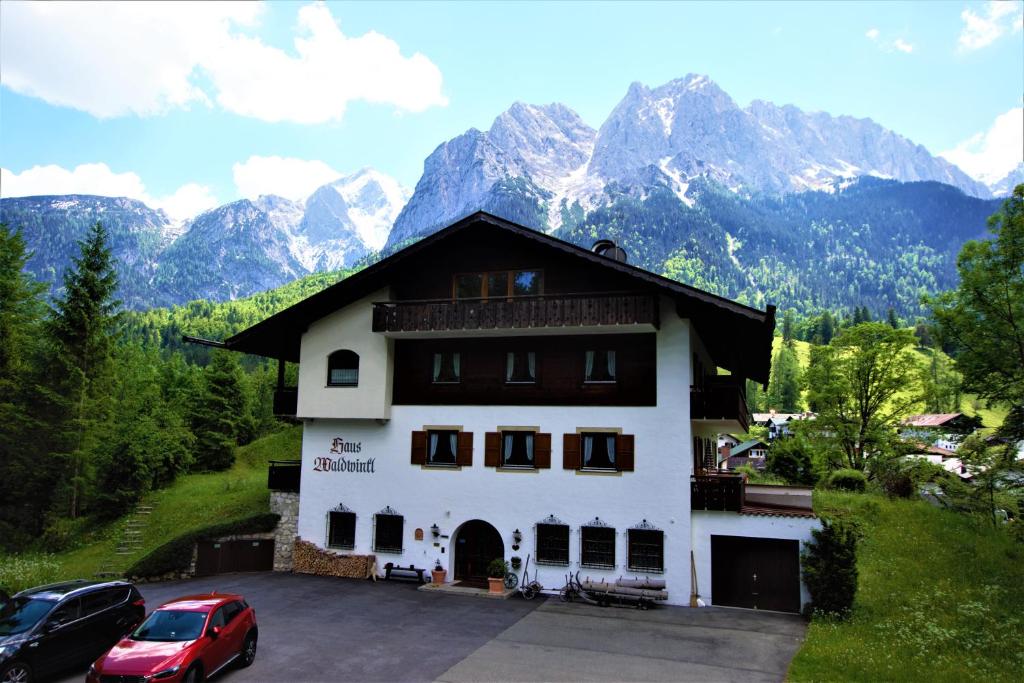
[782,309,795,346]
[46,222,120,518]
[191,350,247,471]
[0,225,51,547]
[886,307,899,329]
[767,344,802,412]
[817,311,835,345]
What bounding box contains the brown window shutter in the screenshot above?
[484,432,501,467]
[457,432,474,466]
[617,434,635,471]
[411,431,427,465]
[563,433,581,470]
[534,433,552,469]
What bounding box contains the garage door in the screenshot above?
[195,539,275,577]
[710,535,800,613]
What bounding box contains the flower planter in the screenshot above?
[432,569,447,585]
[488,577,505,594]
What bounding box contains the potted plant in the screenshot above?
[432,559,447,585]
[487,558,509,594]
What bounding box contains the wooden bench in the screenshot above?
[384,563,426,584]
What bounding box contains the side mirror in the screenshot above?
[207,625,221,639]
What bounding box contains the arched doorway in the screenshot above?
[453,520,504,588]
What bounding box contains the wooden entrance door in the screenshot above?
[711,535,801,612]
[454,520,503,586]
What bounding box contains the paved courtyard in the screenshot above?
[55,572,806,682]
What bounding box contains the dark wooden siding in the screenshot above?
[392,334,656,406]
[388,229,649,301]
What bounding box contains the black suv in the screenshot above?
[0,580,145,682]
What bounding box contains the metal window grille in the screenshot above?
[374,514,404,553]
[580,526,616,569]
[327,511,355,549]
[627,529,664,572]
[535,523,569,565]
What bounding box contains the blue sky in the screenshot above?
[1,1,1021,219]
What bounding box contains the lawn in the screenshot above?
[789,491,1024,682]
[0,426,302,593]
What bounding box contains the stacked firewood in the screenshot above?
[292,539,375,579]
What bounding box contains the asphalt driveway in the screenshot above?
[55,572,806,682]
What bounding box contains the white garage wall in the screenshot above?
[691,511,820,610]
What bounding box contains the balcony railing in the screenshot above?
[691,474,745,512]
[371,292,659,334]
[690,377,750,432]
[268,460,301,492]
[273,388,298,417]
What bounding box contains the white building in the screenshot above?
[224,213,818,612]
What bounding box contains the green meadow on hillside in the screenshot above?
[0,427,302,593]
[790,492,1024,682]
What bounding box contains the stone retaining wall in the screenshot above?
[270,491,299,571]
[293,539,376,579]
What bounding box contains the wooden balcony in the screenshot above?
[690,376,750,432]
[371,292,659,334]
[273,388,298,417]
[691,474,745,512]
[268,460,301,492]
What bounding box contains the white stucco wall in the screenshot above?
[297,288,393,420]
[296,297,699,605]
[691,511,819,610]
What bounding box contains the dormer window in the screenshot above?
[327,350,359,386]
[584,350,616,383]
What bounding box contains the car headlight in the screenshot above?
[149,665,181,680]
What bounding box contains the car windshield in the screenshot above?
[0,597,56,636]
[131,610,207,642]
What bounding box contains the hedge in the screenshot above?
[126,512,280,578]
[827,468,867,492]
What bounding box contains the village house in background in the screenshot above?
[753,410,817,441]
[218,212,818,612]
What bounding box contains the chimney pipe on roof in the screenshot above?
[592,239,628,263]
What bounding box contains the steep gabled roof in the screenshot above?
[223,211,776,383]
[731,439,770,457]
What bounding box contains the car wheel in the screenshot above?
[0,661,32,683]
[239,632,257,667]
[182,664,203,683]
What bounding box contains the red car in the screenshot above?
[86,593,257,683]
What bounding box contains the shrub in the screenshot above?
[126,512,279,578]
[801,518,860,618]
[827,468,867,492]
[766,437,818,486]
[487,558,509,578]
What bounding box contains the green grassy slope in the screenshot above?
[0,426,302,593]
[790,492,1024,682]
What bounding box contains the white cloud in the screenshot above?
[940,107,1024,185]
[232,156,341,202]
[958,1,1024,52]
[892,38,914,53]
[0,1,447,123]
[0,163,218,221]
[866,27,880,40]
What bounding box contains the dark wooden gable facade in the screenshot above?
[223,212,776,384]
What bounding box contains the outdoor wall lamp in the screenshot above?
[513,528,522,545]
[431,523,440,538]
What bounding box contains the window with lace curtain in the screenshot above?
[327,350,359,386]
[580,432,617,470]
[505,350,536,383]
[501,430,536,468]
[432,351,460,383]
[427,429,458,466]
[584,350,616,383]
